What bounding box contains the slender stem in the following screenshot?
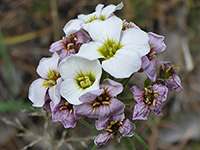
[92,144,96,150]
[134,133,149,150]
[78,118,98,132]
[123,137,136,150]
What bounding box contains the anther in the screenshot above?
[98,96,103,101]
[161,64,165,70]
[93,102,100,107]
[128,22,132,28]
[154,93,158,97]
[60,105,67,110]
[149,51,156,57]
[106,128,113,132]
[69,109,73,114]
[102,101,110,105]
[62,37,66,44]
[80,81,86,88]
[153,99,156,106]
[67,43,74,49]
[77,77,84,81]
[65,102,69,106]
[85,79,92,86]
[106,97,109,100]
[84,76,90,79]
[48,80,56,85]
[166,66,172,73]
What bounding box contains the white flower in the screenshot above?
[63,2,124,36]
[28,53,61,107]
[59,55,102,105]
[76,16,150,78]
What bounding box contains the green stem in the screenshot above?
[92,144,96,150]
[134,133,149,150]
[123,137,136,150]
[78,118,98,132]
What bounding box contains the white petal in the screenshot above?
[60,79,83,105]
[48,78,62,107]
[78,12,96,22]
[63,19,83,37]
[102,49,141,78]
[36,53,59,79]
[59,56,102,105]
[76,41,104,60]
[28,78,48,107]
[101,2,124,18]
[95,4,104,18]
[120,28,150,57]
[59,55,102,80]
[87,16,122,43]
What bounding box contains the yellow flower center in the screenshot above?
[76,73,95,90]
[98,39,123,60]
[42,69,60,87]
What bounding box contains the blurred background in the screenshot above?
[0,0,200,149]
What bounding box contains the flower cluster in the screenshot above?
[28,2,182,147]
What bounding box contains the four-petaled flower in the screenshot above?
[94,113,135,146]
[141,32,166,82]
[49,30,91,61]
[131,84,168,120]
[158,61,182,92]
[77,16,150,78]
[74,79,125,121]
[59,55,102,105]
[28,53,62,107]
[50,98,76,128]
[63,2,124,37]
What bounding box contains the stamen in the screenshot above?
[65,102,69,106]
[102,101,110,105]
[153,91,158,94]
[67,43,74,49]
[85,79,92,86]
[98,96,103,101]
[84,76,90,80]
[80,81,86,88]
[62,37,66,44]
[166,66,172,73]
[69,109,73,114]
[60,105,67,110]
[161,64,165,70]
[128,22,132,28]
[105,97,109,100]
[93,102,100,107]
[154,93,158,97]
[118,122,123,125]
[77,77,84,81]
[153,99,156,106]
[149,51,156,57]
[106,128,113,132]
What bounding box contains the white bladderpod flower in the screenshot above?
[59,55,102,105]
[63,2,123,36]
[76,16,150,78]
